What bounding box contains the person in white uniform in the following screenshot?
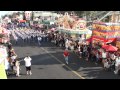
[37,36,42,46]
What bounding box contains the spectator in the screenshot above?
[63,49,69,64]
[102,50,107,65]
[37,36,42,46]
[114,56,120,74]
[15,60,21,77]
[24,56,32,75]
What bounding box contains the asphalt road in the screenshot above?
[8,41,120,79]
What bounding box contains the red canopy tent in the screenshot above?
[86,37,92,43]
[87,36,116,44]
[105,38,116,44]
[102,44,108,48]
[102,44,118,52]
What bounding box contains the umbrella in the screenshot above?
[102,44,118,52]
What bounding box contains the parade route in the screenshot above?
[8,41,120,79]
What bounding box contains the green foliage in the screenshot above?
[0,34,4,38]
[31,11,34,21]
[2,14,8,19]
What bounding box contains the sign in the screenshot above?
[0,62,7,79]
[0,46,7,79]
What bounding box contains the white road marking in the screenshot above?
[41,47,85,79]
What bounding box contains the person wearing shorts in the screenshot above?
[24,56,32,75]
[26,66,31,71]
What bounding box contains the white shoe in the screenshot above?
[114,71,117,74]
[16,75,21,77]
[66,62,68,64]
[27,72,29,75]
[29,72,32,75]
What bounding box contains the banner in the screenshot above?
[93,23,120,31]
[92,22,120,39]
[92,30,106,38]
[0,46,7,79]
[0,62,7,79]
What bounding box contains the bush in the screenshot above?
[0,34,4,38]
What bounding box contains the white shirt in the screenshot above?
[4,58,10,70]
[102,52,106,58]
[24,57,32,67]
[78,46,81,51]
[115,57,120,67]
[38,37,42,41]
[0,46,8,64]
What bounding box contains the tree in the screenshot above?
[12,12,17,18]
[0,34,4,38]
[74,11,85,17]
[16,12,20,16]
[2,14,8,19]
[8,15,12,19]
[23,11,26,20]
[31,11,34,21]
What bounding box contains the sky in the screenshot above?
[0,11,17,17]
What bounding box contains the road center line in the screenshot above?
[41,47,85,79]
